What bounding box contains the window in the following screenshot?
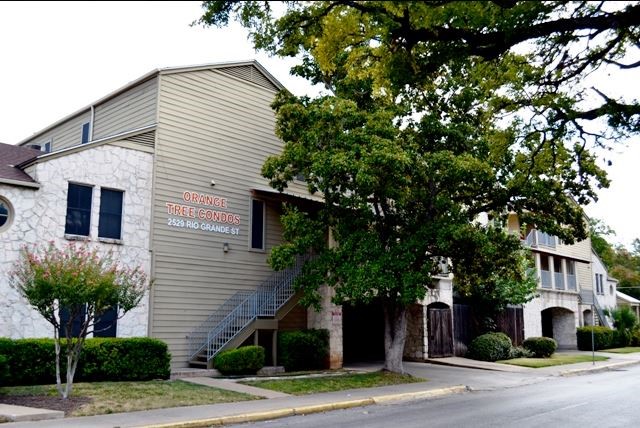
[81,122,91,144]
[98,188,124,240]
[250,199,265,250]
[0,197,13,232]
[94,306,117,337]
[58,305,87,337]
[42,140,52,153]
[65,183,93,236]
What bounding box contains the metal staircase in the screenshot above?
[187,255,308,368]
[578,290,611,328]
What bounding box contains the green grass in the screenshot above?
[0,380,257,416]
[241,371,424,395]
[602,347,640,354]
[498,353,609,368]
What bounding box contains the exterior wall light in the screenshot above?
[223,242,229,253]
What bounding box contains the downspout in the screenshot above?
[89,105,95,140]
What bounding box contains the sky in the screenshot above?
[0,1,638,248]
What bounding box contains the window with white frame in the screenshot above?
[98,188,124,240]
[65,183,93,236]
[0,196,13,232]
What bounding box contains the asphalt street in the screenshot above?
[236,364,640,428]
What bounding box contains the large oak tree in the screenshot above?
[199,1,639,372]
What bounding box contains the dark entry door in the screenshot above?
[428,308,453,358]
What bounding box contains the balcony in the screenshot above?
[541,270,552,289]
[554,272,565,290]
[524,230,557,248]
[567,274,577,291]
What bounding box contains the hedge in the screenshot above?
[0,337,170,386]
[576,326,615,351]
[466,332,512,362]
[523,337,557,358]
[214,346,265,375]
[0,354,8,383]
[278,329,329,372]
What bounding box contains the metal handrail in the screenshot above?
[593,296,611,328]
[188,255,309,362]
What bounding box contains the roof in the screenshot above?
[17,60,285,146]
[616,290,640,305]
[0,142,40,185]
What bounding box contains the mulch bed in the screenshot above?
[0,395,92,415]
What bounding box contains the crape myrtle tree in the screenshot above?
[11,243,148,398]
[198,1,640,372]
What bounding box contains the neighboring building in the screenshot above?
[617,291,640,319]
[589,250,617,327]
[506,213,592,349]
[1,61,336,369]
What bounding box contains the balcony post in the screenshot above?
[549,255,556,289]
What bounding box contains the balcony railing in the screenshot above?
[524,230,557,248]
[567,274,577,291]
[554,272,565,290]
[541,270,552,288]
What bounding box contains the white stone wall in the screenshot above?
[523,289,579,347]
[0,144,153,339]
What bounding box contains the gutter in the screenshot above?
[0,177,40,189]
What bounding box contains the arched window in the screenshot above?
[0,196,13,232]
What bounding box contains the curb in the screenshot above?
[560,359,640,377]
[138,386,467,428]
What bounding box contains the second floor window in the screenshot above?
[98,189,124,240]
[81,122,91,144]
[65,183,93,236]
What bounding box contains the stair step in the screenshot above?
[189,360,208,368]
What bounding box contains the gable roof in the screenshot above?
[617,290,640,305]
[17,60,284,147]
[0,142,40,186]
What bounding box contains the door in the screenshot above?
[428,307,453,358]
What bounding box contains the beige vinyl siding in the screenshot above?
[21,111,92,151]
[152,68,293,366]
[93,77,158,139]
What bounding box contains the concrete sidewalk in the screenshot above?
[4,350,639,428]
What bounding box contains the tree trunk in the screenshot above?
[383,303,408,373]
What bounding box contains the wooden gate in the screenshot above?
[496,306,525,346]
[453,304,474,356]
[428,307,453,358]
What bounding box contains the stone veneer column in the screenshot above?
[307,228,343,369]
[307,285,343,369]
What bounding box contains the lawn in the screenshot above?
[0,380,256,416]
[602,347,640,354]
[498,353,609,368]
[240,371,424,395]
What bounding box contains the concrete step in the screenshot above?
[0,404,64,422]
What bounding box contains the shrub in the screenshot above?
[522,337,557,358]
[278,329,329,371]
[0,354,8,383]
[509,346,534,359]
[0,337,170,386]
[613,329,632,348]
[576,326,614,351]
[466,332,512,362]
[214,346,265,375]
[631,330,640,347]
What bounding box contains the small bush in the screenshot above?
[613,329,632,348]
[278,329,329,372]
[466,332,512,362]
[523,337,557,358]
[509,346,534,359]
[0,337,170,386]
[576,326,614,351]
[214,346,265,375]
[631,330,640,347]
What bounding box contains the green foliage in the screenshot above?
[214,346,265,375]
[577,326,615,351]
[78,338,170,382]
[198,1,640,372]
[522,337,557,358]
[509,346,534,359]
[277,329,329,371]
[631,330,640,347]
[9,243,149,397]
[466,332,512,362]
[0,354,8,384]
[0,338,170,386]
